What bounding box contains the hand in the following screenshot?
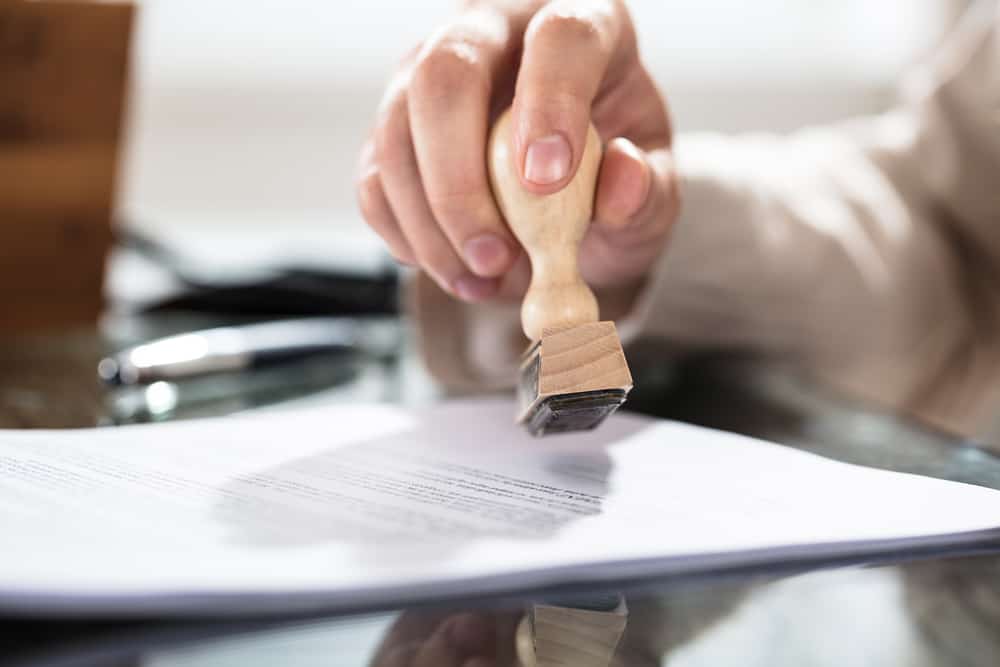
[357,0,679,303]
[368,605,667,667]
[368,610,519,667]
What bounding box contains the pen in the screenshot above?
[98,317,399,386]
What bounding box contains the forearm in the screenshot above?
[634,126,969,408]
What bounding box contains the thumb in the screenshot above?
[593,137,679,243]
[511,3,622,194]
[512,97,588,194]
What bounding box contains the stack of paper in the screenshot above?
[1,400,998,617]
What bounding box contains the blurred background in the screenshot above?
[118,0,970,283]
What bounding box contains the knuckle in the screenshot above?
[414,241,460,279]
[355,169,384,221]
[411,40,487,103]
[528,10,604,53]
[373,94,411,169]
[398,40,424,68]
[527,87,590,117]
[426,186,487,224]
[376,69,410,119]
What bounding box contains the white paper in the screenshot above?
[1,399,999,616]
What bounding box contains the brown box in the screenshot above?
[0,0,133,332]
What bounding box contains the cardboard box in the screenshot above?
[0,0,133,332]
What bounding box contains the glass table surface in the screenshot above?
[1,314,999,667]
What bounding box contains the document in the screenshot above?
[1,399,999,617]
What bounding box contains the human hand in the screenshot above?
[357,0,678,303]
[368,610,518,667]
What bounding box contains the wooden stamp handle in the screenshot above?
[487,110,602,341]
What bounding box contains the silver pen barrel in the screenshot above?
[98,318,397,386]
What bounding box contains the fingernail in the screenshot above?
[463,234,510,277]
[524,134,572,185]
[449,614,490,653]
[453,275,498,302]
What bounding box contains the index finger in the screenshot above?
[408,9,523,278]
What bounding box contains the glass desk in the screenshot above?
[2,314,999,667]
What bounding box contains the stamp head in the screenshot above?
[517,322,632,436]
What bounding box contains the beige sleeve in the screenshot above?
[409,4,1000,433]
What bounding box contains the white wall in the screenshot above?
[119,1,962,241]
